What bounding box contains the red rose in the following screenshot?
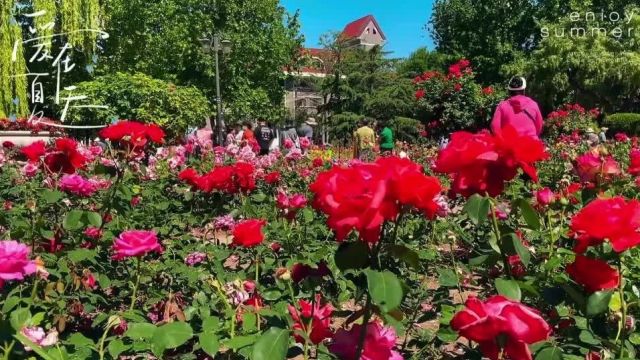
[415,88,425,100]
[566,255,619,293]
[629,149,640,176]
[291,262,331,283]
[44,138,87,174]
[232,219,266,247]
[2,141,14,149]
[21,140,46,161]
[264,171,281,184]
[288,294,333,344]
[312,157,324,168]
[451,296,550,360]
[570,197,640,253]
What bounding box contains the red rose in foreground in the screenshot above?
[566,255,619,293]
[288,294,333,344]
[329,321,402,360]
[291,262,331,283]
[112,230,163,260]
[451,296,550,360]
[570,196,640,253]
[21,141,46,161]
[232,219,266,247]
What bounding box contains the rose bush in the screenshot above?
[1,119,640,360]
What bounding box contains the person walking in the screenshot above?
[491,76,544,138]
[255,118,275,155]
[353,118,376,162]
[585,128,600,147]
[599,127,608,143]
[378,120,394,155]
[297,117,317,142]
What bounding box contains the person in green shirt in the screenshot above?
[378,120,394,156]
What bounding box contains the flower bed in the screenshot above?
[1,118,640,359]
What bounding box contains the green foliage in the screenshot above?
[388,116,422,143]
[604,113,640,134]
[397,47,455,78]
[59,72,211,138]
[327,112,362,144]
[0,0,29,118]
[363,79,414,121]
[101,0,302,123]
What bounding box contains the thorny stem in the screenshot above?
[489,199,512,278]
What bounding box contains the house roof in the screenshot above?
[341,15,386,40]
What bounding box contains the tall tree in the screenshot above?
[101,0,303,122]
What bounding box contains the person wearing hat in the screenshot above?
[599,127,608,143]
[585,127,600,147]
[297,117,317,141]
[491,76,544,138]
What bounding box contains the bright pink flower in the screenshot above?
[329,321,403,360]
[59,174,98,197]
[288,294,333,344]
[628,149,640,176]
[112,230,163,260]
[534,188,555,206]
[21,163,38,178]
[284,138,294,149]
[276,191,308,220]
[83,227,102,240]
[574,153,620,183]
[0,240,36,282]
[185,252,207,266]
[300,137,311,149]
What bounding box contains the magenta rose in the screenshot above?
[59,174,97,197]
[0,240,37,285]
[112,230,163,260]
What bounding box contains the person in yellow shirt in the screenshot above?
[353,118,376,162]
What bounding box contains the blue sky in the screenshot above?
[281,0,435,58]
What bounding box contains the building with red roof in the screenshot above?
[340,15,386,50]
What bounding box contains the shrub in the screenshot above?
[604,113,640,134]
[58,72,211,139]
[328,112,362,144]
[544,103,599,138]
[388,116,422,143]
[414,59,505,135]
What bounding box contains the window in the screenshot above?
[366,27,370,34]
[373,28,377,35]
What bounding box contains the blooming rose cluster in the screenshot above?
[179,162,256,194]
[99,120,165,150]
[451,296,550,360]
[435,125,548,198]
[59,174,98,197]
[310,156,443,243]
[573,151,621,184]
[566,196,640,292]
[22,138,88,174]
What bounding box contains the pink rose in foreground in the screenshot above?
[0,240,37,283]
[21,162,39,178]
[21,327,58,351]
[329,321,403,360]
[112,230,163,260]
[59,174,98,197]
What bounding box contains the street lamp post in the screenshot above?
[200,34,231,145]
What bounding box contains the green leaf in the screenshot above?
[495,278,521,301]
[535,346,563,360]
[108,338,130,358]
[199,333,219,357]
[579,330,601,345]
[202,317,219,333]
[251,192,267,203]
[63,210,84,230]
[587,291,613,317]
[67,249,96,263]
[386,244,420,269]
[610,292,622,312]
[302,208,314,223]
[67,333,95,348]
[224,335,256,350]
[334,241,369,272]
[41,190,63,204]
[469,255,489,266]
[10,307,31,330]
[437,268,459,287]
[464,194,490,225]
[151,321,193,350]
[629,332,640,345]
[365,270,403,312]
[517,199,541,230]
[252,327,290,360]
[85,211,102,227]
[125,323,157,340]
[509,233,530,266]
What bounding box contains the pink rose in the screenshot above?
[0,240,37,283]
[112,230,163,260]
[330,321,403,360]
[21,327,58,351]
[83,227,102,240]
[534,188,555,206]
[60,174,98,197]
[21,163,39,178]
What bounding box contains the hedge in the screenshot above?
[57,72,211,139]
[604,113,640,134]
